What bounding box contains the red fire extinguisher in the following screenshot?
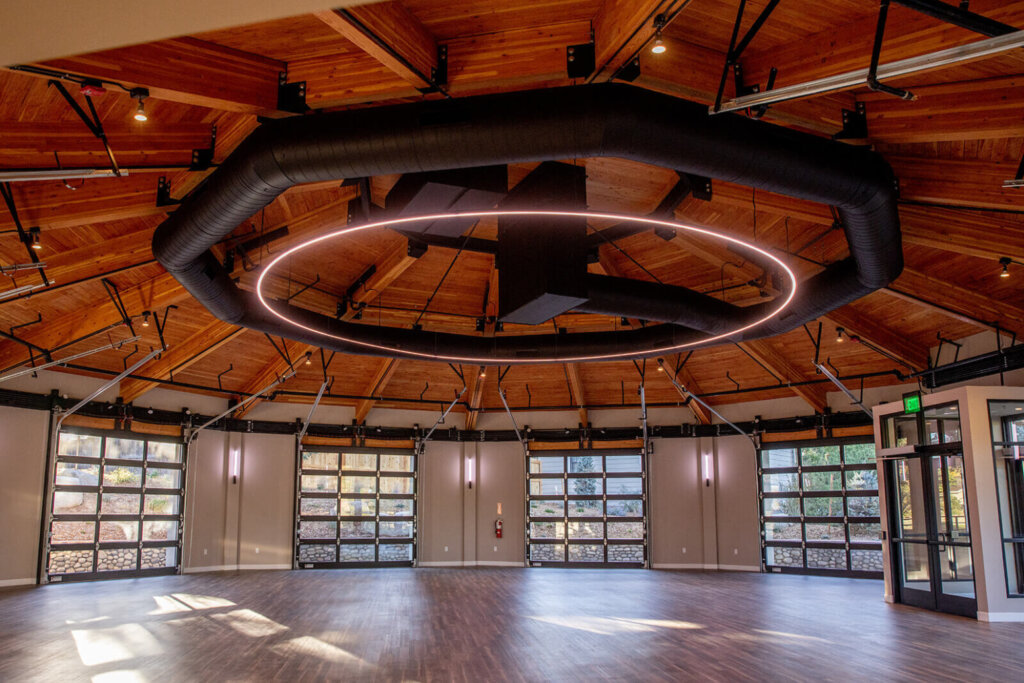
[495,519,503,538]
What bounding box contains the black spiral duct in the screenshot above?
[152,83,901,362]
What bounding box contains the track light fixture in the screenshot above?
[130,87,150,122]
[836,327,845,343]
[651,14,667,54]
[28,226,42,250]
[305,352,313,365]
[1000,257,1012,278]
[141,311,151,327]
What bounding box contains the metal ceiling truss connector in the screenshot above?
[834,102,868,142]
[277,71,308,114]
[189,125,217,171]
[567,42,596,79]
[156,176,180,207]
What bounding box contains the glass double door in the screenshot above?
[888,450,976,617]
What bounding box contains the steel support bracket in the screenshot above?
[833,102,869,141]
[431,44,449,88]
[567,42,596,79]
[189,125,217,171]
[616,57,641,82]
[156,176,180,207]
[277,72,309,114]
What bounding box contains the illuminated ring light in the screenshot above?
[255,210,798,363]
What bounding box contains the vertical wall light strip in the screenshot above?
[231,449,240,484]
[467,456,474,489]
[703,453,712,487]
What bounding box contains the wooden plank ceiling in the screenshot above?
[0,0,1021,422]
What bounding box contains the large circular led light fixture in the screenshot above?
[255,210,798,364]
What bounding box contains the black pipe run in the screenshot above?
[153,83,902,362]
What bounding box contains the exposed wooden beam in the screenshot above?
[739,340,829,413]
[887,267,1024,336]
[900,204,1024,262]
[890,156,1022,212]
[0,175,167,231]
[233,339,313,419]
[860,75,1024,143]
[0,271,189,373]
[353,357,400,424]
[564,362,588,426]
[659,357,712,425]
[464,366,488,430]
[592,0,673,80]
[28,37,285,114]
[824,306,930,371]
[0,121,214,159]
[118,319,244,403]
[314,4,438,89]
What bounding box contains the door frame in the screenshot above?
[885,444,978,618]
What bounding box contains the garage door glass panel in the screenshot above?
[296,448,416,568]
[527,449,646,567]
[759,440,882,577]
[47,430,185,581]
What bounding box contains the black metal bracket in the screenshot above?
[217,364,234,391]
[189,125,217,171]
[868,1,916,101]
[431,44,448,87]
[345,264,377,303]
[277,72,309,114]
[616,57,642,82]
[0,182,48,286]
[155,305,176,352]
[156,176,180,207]
[47,79,122,176]
[567,42,596,79]
[713,0,781,113]
[101,278,135,335]
[834,102,869,141]
[893,0,1017,37]
[936,333,964,365]
[9,313,42,335]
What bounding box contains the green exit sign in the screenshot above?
[903,391,922,414]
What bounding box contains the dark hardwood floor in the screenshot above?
[1,569,1022,682]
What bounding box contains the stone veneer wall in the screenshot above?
[49,547,173,574]
[769,546,883,572]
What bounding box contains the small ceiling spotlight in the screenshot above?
[657,365,664,372]
[305,352,313,365]
[141,311,151,327]
[836,327,845,343]
[479,371,486,379]
[28,226,42,250]
[651,14,667,54]
[130,87,150,122]
[1000,257,1012,278]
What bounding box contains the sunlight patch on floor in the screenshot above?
[270,636,371,666]
[91,669,148,683]
[752,629,833,644]
[169,593,236,610]
[527,615,703,635]
[71,624,163,666]
[211,609,290,638]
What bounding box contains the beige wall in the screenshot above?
[0,399,765,582]
[0,406,49,585]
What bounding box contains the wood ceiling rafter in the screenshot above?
[592,0,674,81]
[353,357,401,424]
[887,268,1024,338]
[118,319,244,404]
[659,356,712,425]
[0,271,188,374]
[564,362,588,426]
[314,3,439,90]
[21,37,286,114]
[233,338,314,419]
[824,305,931,372]
[738,339,829,413]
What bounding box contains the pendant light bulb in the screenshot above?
[651,31,666,54]
[1000,257,1012,278]
[836,327,845,343]
[130,87,150,122]
[29,227,42,250]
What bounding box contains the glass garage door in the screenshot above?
[296,448,416,567]
[759,439,882,577]
[46,429,185,582]
[527,449,646,567]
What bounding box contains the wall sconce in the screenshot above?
[231,449,240,484]
[467,456,474,489]
[703,453,712,487]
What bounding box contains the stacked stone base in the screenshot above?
[768,546,884,572]
[49,547,173,574]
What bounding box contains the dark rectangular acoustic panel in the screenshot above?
[497,161,588,325]
[385,165,508,237]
